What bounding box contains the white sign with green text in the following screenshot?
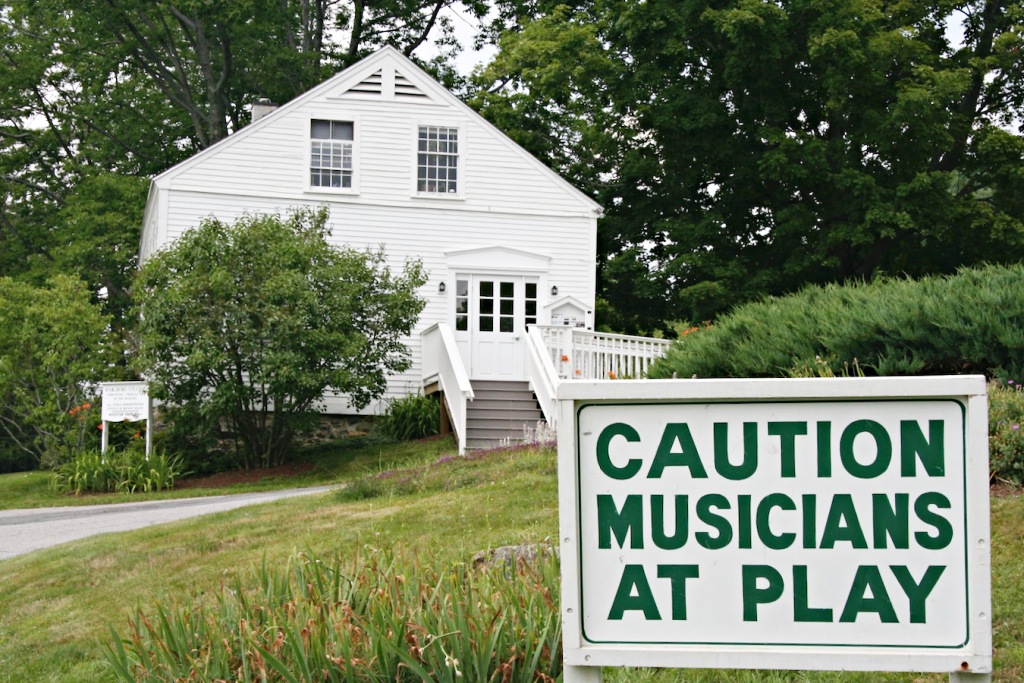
[557,376,991,678]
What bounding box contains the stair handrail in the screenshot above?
[421,323,474,454]
[526,325,561,428]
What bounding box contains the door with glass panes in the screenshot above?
[452,275,538,380]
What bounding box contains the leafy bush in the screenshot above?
[106,544,562,682]
[378,393,440,441]
[0,276,115,468]
[650,264,1024,380]
[50,446,185,494]
[989,380,1024,486]
[134,209,427,469]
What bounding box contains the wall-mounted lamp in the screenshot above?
[550,285,558,296]
[438,281,447,293]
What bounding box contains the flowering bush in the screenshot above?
[989,380,1024,485]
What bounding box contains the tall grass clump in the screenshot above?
[650,263,1024,380]
[106,543,561,682]
[49,446,184,494]
[378,392,440,441]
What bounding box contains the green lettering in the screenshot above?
[598,495,644,549]
[840,420,892,478]
[768,422,807,477]
[597,423,642,480]
[821,494,868,549]
[738,495,752,549]
[817,422,832,477]
[793,565,833,622]
[914,492,953,550]
[695,494,733,549]
[901,420,945,476]
[650,423,707,478]
[657,565,700,620]
[651,495,689,550]
[872,493,909,549]
[713,422,758,480]
[839,565,898,623]
[802,494,817,549]
[757,493,797,550]
[609,565,660,620]
[892,565,945,623]
[742,565,784,621]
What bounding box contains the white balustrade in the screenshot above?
[421,323,474,454]
[536,326,671,381]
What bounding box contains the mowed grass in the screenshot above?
[0,435,452,510]
[0,439,1021,682]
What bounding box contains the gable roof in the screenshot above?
[149,47,603,215]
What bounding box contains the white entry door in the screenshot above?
[453,275,538,380]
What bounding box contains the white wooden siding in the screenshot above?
[140,49,599,416]
[159,190,595,415]
[166,98,595,217]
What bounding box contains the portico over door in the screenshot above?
[453,275,539,380]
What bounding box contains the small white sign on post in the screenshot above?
[558,376,991,682]
[100,381,152,457]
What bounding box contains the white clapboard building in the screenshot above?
[141,47,668,452]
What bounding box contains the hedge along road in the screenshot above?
[0,486,337,561]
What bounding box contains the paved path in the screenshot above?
[0,486,337,561]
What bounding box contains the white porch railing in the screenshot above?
[526,326,672,427]
[526,326,561,428]
[535,326,672,381]
[422,323,474,455]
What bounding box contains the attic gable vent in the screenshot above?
[394,71,428,99]
[346,69,383,96]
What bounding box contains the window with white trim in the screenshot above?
[417,126,458,194]
[310,120,353,189]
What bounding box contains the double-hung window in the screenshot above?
[310,120,354,189]
[417,126,458,194]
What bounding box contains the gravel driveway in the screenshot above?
[0,485,337,561]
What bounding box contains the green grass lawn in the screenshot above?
[0,434,454,510]
[0,438,1021,682]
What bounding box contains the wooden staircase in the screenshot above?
[465,380,544,450]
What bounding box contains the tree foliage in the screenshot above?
[477,0,1024,330]
[0,276,114,469]
[1,0,484,330]
[133,209,427,468]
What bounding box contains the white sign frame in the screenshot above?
[99,381,152,457]
[557,376,991,680]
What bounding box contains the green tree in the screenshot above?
[0,275,114,469]
[0,0,487,301]
[133,209,427,468]
[478,0,1024,328]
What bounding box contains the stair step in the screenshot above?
[473,389,537,402]
[471,380,530,393]
[469,398,538,412]
[469,418,543,431]
[467,426,538,439]
[461,380,545,450]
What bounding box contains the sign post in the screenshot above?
[558,376,991,682]
[100,382,152,457]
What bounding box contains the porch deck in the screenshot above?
[423,324,671,453]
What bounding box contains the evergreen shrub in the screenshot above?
[649,264,1024,380]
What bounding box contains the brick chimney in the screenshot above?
[251,98,278,123]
